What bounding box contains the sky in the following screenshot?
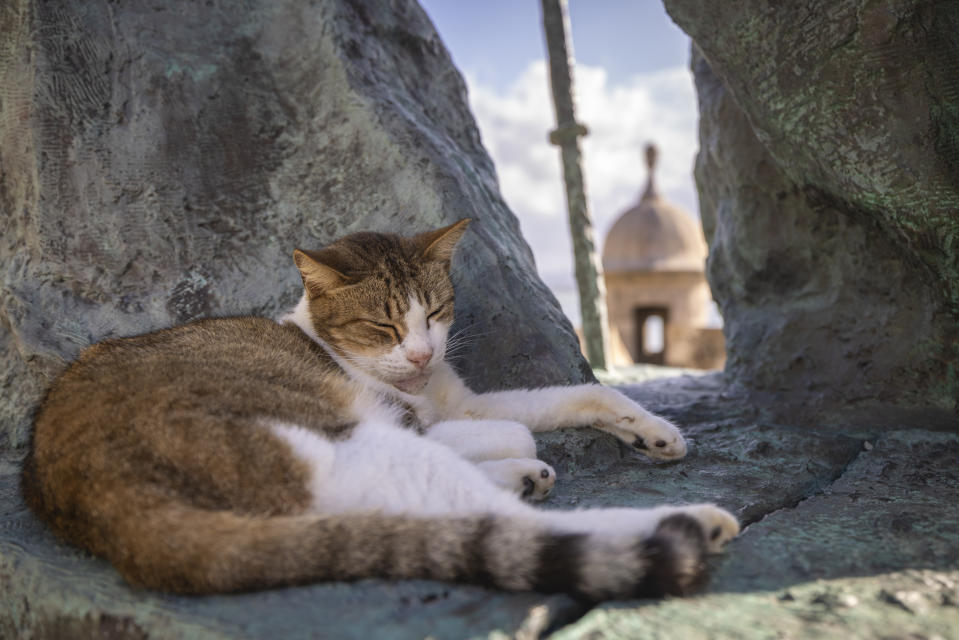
[417,0,703,326]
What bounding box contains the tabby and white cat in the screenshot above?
[23,219,738,601]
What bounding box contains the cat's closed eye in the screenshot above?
[362,320,401,343]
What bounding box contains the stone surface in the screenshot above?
[663,0,959,411]
[710,429,959,593]
[2,376,956,639]
[551,426,959,640]
[0,0,589,453]
[538,376,863,527]
[554,570,959,640]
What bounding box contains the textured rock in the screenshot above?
[0,0,588,453]
[710,430,959,593]
[538,376,863,527]
[0,1,592,633]
[551,429,959,640]
[663,0,959,410]
[3,376,954,639]
[553,570,959,640]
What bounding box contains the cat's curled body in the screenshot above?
[23,220,739,601]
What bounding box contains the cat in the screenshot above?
[22,219,739,601]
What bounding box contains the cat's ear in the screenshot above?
[293,249,349,297]
[415,218,471,265]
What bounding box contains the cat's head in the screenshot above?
[291,219,470,394]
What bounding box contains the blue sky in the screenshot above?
[418,1,704,326]
[419,1,691,90]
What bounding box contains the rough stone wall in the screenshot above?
[0,0,590,453]
[663,1,959,411]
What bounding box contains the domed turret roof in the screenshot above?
[602,144,707,274]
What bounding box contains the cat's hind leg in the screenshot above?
[425,419,555,501]
[476,458,555,501]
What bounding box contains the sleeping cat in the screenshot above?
[22,219,739,601]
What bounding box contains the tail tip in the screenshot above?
[634,513,709,598]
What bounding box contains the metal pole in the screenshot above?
[539,0,610,370]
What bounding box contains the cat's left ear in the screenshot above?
[414,218,471,266]
[293,249,350,297]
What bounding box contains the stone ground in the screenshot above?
[1,373,957,639]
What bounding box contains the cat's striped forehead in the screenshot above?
[322,232,452,312]
[297,228,458,349]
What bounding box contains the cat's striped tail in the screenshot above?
[77,496,710,600]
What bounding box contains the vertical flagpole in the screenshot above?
[540,0,610,370]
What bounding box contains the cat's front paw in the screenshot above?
[588,388,687,460]
[477,458,556,501]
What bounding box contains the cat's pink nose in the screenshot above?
[406,348,433,369]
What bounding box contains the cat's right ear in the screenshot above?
[415,218,472,266]
[293,249,349,298]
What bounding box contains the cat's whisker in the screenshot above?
[443,339,479,355]
[446,345,480,357]
[443,336,485,356]
[446,326,494,344]
[445,330,482,345]
[444,331,493,354]
[443,341,473,354]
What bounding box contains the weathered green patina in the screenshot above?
[665,0,959,410]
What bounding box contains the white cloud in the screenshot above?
[465,61,701,324]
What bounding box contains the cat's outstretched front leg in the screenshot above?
[426,365,686,460]
[576,386,686,459]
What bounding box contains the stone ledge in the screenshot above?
[6,376,940,639]
[552,423,959,639]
